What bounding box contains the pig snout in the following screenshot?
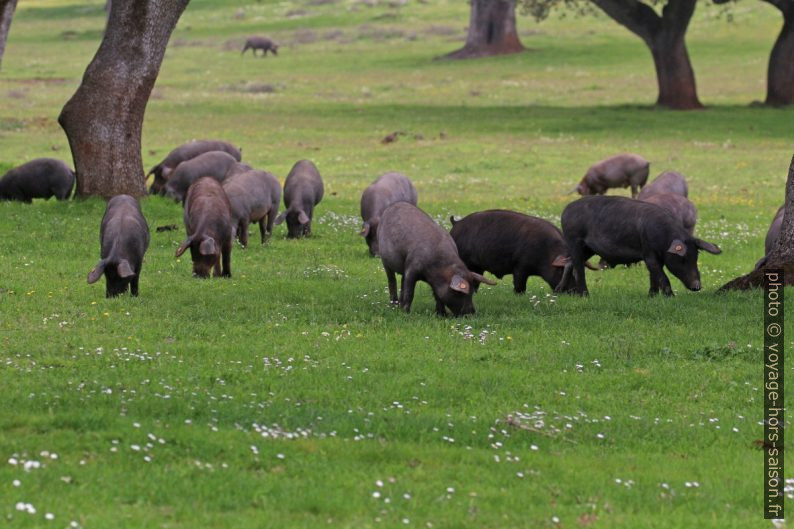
[688,278,701,291]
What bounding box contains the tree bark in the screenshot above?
[443,0,524,59]
[592,0,703,109]
[59,0,190,198]
[721,155,794,290]
[0,0,18,70]
[763,0,794,106]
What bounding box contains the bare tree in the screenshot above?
[721,155,794,289]
[59,0,190,198]
[0,0,18,70]
[444,0,525,59]
[522,0,703,109]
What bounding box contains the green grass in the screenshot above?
[0,0,792,527]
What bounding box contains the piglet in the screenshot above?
[164,151,239,203]
[0,158,75,202]
[275,160,324,238]
[637,171,688,199]
[574,153,649,198]
[87,195,150,297]
[360,172,418,256]
[148,140,241,195]
[378,202,495,316]
[175,177,234,278]
[222,169,281,247]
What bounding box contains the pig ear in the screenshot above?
[298,211,310,225]
[551,255,570,268]
[667,239,687,257]
[175,237,192,258]
[199,237,217,256]
[450,274,470,294]
[87,260,106,284]
[274,211,287,225]
[116,260,135,278]
[360,222,370,237]
[695,239,722,255]
[470,272,497,286]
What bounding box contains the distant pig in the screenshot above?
[755,205,785,270]
[637,171,688,199]
[378,202,496,316]
[574,153,649,198]
[360,172,418,256]
[561,196,721,296]
[147,140,241,195]
[222,169,281,247]
[164,151,239,203]
[275,160,324,238]
[87,195,150,297]
[175,177,234,278]
[0,158,75,202]
[640,193,697,235]
[450,209,597,294]
[241,36,279,56]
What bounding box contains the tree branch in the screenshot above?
[761,0,794,16]
[590,0,662,43]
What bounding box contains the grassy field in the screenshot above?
[1,0,792,527]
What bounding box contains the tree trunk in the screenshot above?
[0,0,18,70]
[765,1,794,106]
[721,155,794,290]
[443,0,524,59]
[650,30,703,109]
[591,0,703,110]
[59,0,190,198]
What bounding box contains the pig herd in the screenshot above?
[0,148,782,315]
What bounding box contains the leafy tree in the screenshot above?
[444,0,525,59]
[522,0,703,109]
[59,0,190,198]
[0,0,18,70]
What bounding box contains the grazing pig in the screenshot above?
[574,153,649,198]
[449,209,594,294]
[222,169,281,247]
[163,151,239,203]
[175,177,234,278]
[0,158,75,202]
[637,170,688,199]
[378,202,496,316]
[241,36,279,56]
[755,205,785,269]
[360,172,418,256]
[147,140,241,195]
[275,160,324,238]
[640,193,697,235]
[87,195,150,297]
[224,162,254,180]
[561,196,721,296]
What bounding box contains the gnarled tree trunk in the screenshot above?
[0,0,18,70]
[721,155,794,290]
[592,0,703,109]
[59,0,190,198]
[764,0,794,106]
[444,0,524,59]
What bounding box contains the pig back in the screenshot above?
[638,171,688,199]
[361,172,417,222]
[765,206,785,255]
[378,202,458,273]
[284,160,323,209]
[184,177,234,239]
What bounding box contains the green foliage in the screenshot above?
[0,0,791,527]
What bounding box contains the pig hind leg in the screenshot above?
[569,242,593,296]
[399,270,419,313]
[259,218,267,244]
[238,220,249,248]
[384,268,398,304]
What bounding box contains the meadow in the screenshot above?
[0,0,792,527]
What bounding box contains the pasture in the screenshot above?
[0,0,792,527]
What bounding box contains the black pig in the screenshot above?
[561,196,721,296]
[222,169,281,247]
[755,205,784,269]
[275,160,324,238]
[0,158,74,202]
[164,151,238,203]
[450,209,594,294]
[574,153,649,198]
[87,195,150,297]
[360,172,418,256]
[241,36,279,56]
[637,171,688,199]
[175,177,234,278]
[377,202,496,316]
[147,140,241,195]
